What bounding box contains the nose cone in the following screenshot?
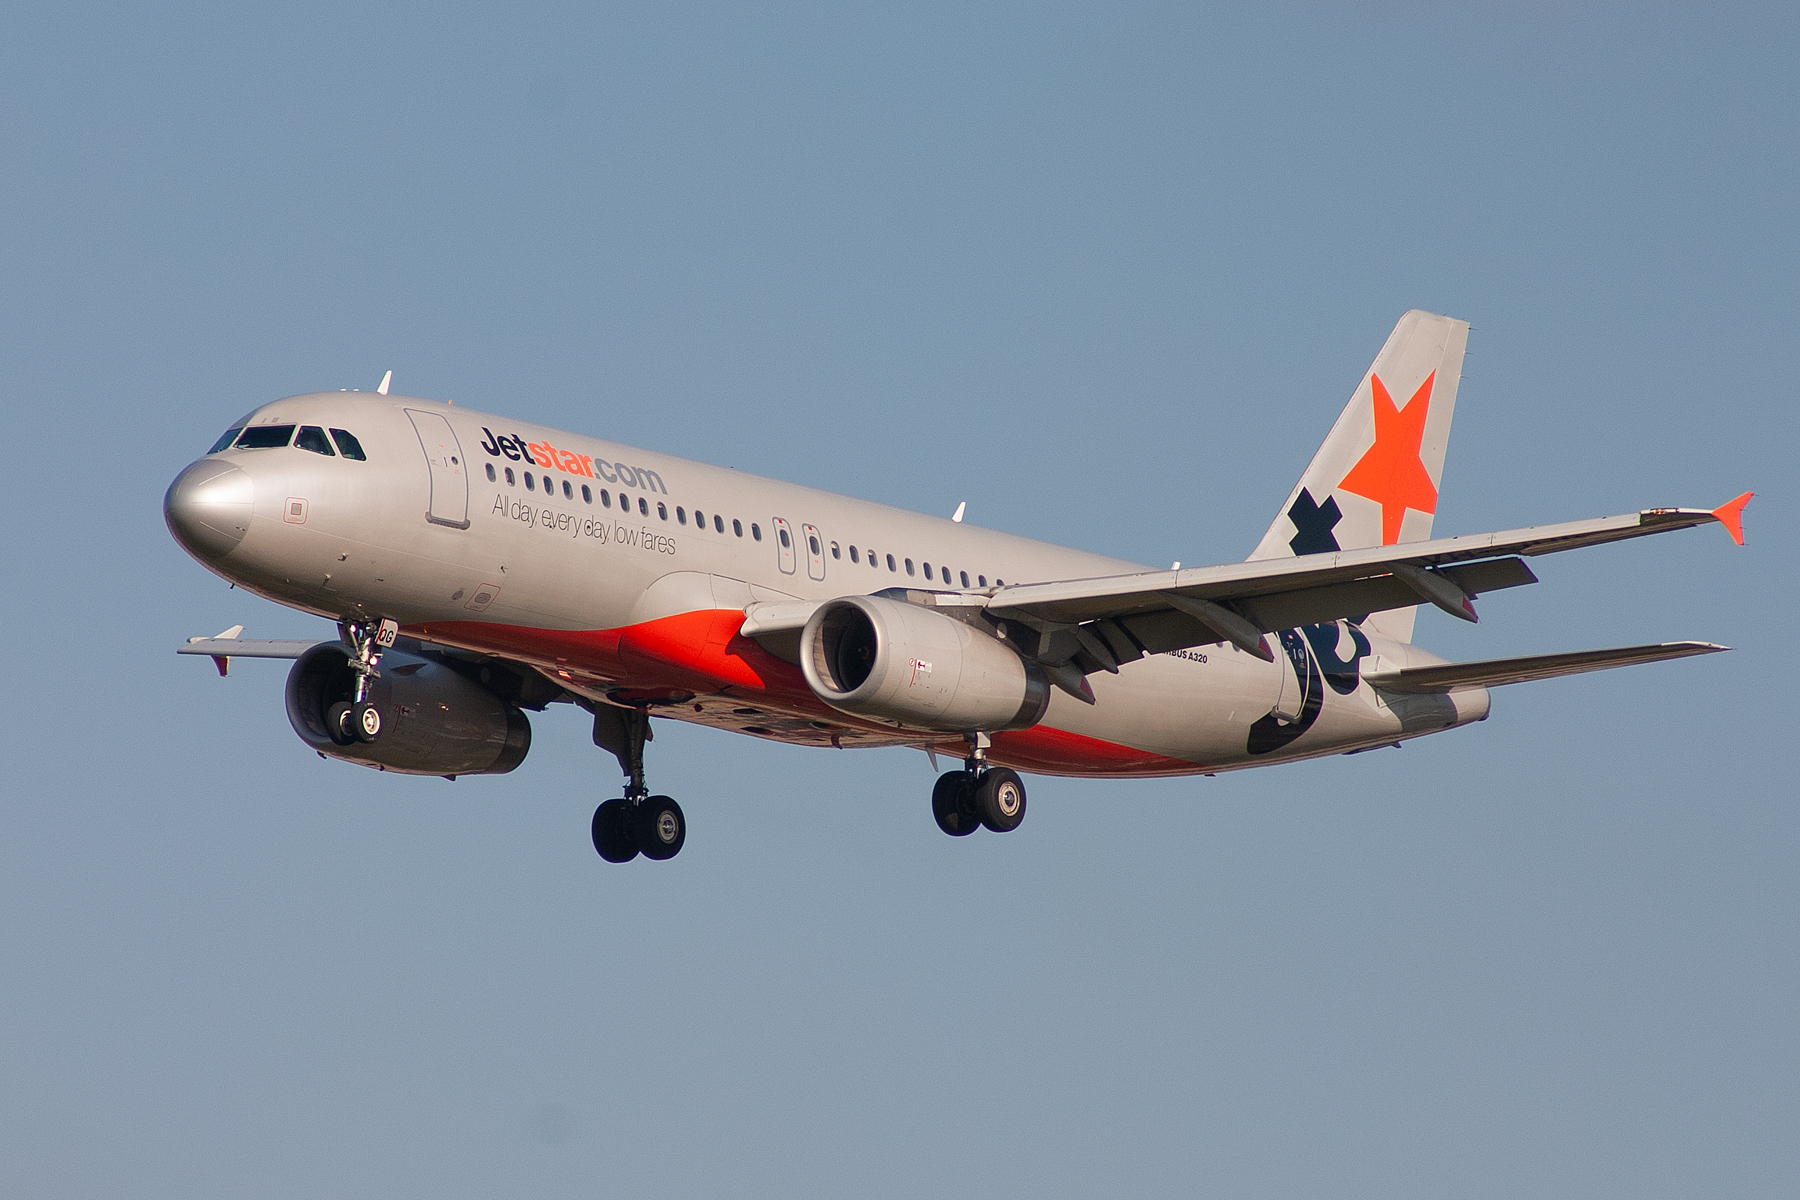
[165,459,253,562]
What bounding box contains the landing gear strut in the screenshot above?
[932,732,1027,837]
[589,704,686,863]
[330,617,397,744]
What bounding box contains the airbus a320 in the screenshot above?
[165,312,1750,863]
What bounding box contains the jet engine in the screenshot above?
[285,642,531,776]
[800,595,1050,732]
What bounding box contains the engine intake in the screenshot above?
[801,595,1049,732]
[285,643,531,776]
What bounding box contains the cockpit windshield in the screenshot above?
[235,425,296,450]
[207,420,367,459]
[295,426,335,456]
[330,429,367,460]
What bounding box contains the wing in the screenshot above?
[178,638,326,659]
[983,497,1750,674]
[178,626,331,676]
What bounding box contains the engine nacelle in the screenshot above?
[285,643,531,776]
[801,595,1050,732]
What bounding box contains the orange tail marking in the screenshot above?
[1711,491,1753,545]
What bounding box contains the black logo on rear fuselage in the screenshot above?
[1245,620,1371,755]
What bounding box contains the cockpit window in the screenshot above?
[208,427,245,454]
[329,429,367,460]
[235,425,296,449]
[295,426,336,456]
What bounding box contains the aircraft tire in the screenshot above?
[325,701,358,746]
[635,795,685,861]
[931,771,981,836]
[352,701,383,743]
[974,768,1026,833]
[592,799,639,863]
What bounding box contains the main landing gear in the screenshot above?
[932,732,1027,837]
[326,617,398,746]
[589,704,686,863]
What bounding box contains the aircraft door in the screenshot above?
[801,523,826,581]
[405,409,470,529]
[771,517,797,574]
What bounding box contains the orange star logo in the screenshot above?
[1336,371,1437,545]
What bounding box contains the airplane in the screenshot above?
[165,311,1750,863]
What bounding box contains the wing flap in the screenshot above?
[1365,641,1727,694]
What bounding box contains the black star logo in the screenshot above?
[1287,488,1342,556]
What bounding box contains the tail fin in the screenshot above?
[1247,309,1469,642]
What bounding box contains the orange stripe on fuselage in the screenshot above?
[412,609,1207,778]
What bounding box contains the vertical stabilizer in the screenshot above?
[1247,310,1468,642]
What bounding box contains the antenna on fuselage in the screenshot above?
[377,370,392,395]
[951,502,966,523]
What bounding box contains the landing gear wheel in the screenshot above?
[352,701,383,743]
[635,795,685,860]
[592,799,639,863]
[932,771,982,836]
[974,768,1026,833]
[325,701,358,746]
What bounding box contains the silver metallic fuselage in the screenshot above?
[166,392,1488,776]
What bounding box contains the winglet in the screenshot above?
[1711,491,1753,545]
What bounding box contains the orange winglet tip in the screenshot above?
[1711,491,1753,545]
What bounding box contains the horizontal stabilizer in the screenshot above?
[1365,640,1727,694]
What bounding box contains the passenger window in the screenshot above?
[830,542,840,559]
[714,514,724,533]
[208,427,245,454]
[601,489,611,507]
[905,559,914,576]
[733,519,742,537]
[486,463,497,482]
[808,535,820,556]
[693,509,702,527]
[752,524,762,541]
[995,578,1004,586]
[582,484,591,503]
[978,575,986,587]
[235,425,295,449]
[960,571,970,588]
[677,507,687,525]
[886,554,896,571]
[849,546,859,564]
[639,497,649,516]
[923,563,932,580]
[295,425,336,456]
[524,472,535,491]
[658,502,668,520]
[505,467,515,486]
[328,429,367,460]
[563,480,573,499]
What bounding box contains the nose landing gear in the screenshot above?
[588,704,687,863]
[329,618,398,743]
[932,732,1028,837]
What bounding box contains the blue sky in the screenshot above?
[2,4,1795,1197]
